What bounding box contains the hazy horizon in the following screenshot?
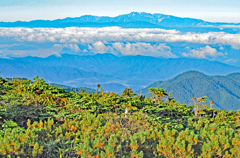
[0,0,239,23]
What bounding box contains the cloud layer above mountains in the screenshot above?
[182,46,224,58]
[0,27,239,47]
[0,27,239,63]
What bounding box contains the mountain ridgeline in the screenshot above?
[0,12,239,33]
[50,83,96,94]
[0,12,206,28]
[136,71,240,111]
[1,54,240,94]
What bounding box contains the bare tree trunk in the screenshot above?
[193,98,198,118]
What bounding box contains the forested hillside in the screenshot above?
[137,71,240,111]
[51,83,96,94]
[1,54,240,92]
[1,76,240,157]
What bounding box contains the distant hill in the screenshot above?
[136,71,240,111]
[51,83,95,94]
[0,12,239,33]
[4,78,96,94]
[1,54,240,92]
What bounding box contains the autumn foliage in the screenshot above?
[0,76,240,157]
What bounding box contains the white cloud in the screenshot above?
[112,42,176,57]
[182,46,223,58]
[86,41,176,57]
[0,27,240,57]
[232,45,240,49]
[53,43,80,52]
[221,25,240,28]
[0,50,10,59]
[89,41,114,54]
[225,58,238,63]
[0,27,239,49]
[219,46,224,50]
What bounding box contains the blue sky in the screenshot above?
[1,27,240,66]
[0,0,239,66]
[0,0,239,22]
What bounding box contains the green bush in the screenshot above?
[0,76,240,157]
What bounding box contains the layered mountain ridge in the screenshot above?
[136,70,240,110]
[1,53,240,94]
[0,12,239,33]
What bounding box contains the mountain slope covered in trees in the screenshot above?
[50,83,96,94]
[1,76,240,157]
[136,71,240,111]
[1,54,240,92]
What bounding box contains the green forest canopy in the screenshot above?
[0,76,240,158]
[137,71,240,111]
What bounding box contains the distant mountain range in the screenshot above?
[0,12,239,33]
[51,83,95,94]
[1,54,240,94]
[136,71,240,111]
